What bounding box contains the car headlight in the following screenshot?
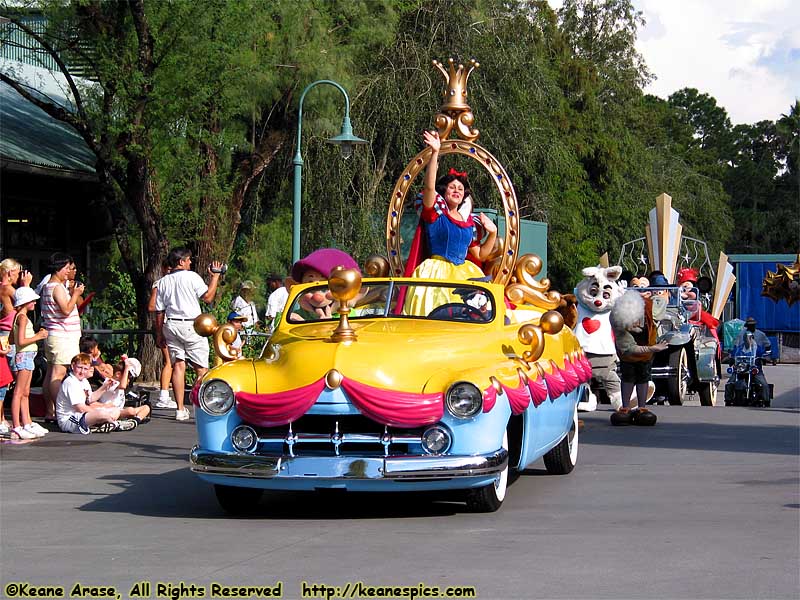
[421,425,452,455]
[231,425,258,453]
[445,381,483,419]
[199,379,235,415]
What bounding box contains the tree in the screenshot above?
[724,108,799,253]
[558,0,651,97]
[668,87,733,180]
[776,100,800,207]
[293,0,733,289]
[151,0,401,270]
[626,93,732,261]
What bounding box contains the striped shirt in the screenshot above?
[41,282,81,337]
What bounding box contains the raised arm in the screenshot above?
[52,281,84,315]
[422,130,441,209]
[88,378,115,404]
[117,362,130,390]
[200,262,223,304]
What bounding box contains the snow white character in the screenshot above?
[404,130,497,316]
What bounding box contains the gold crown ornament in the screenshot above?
[433,58,480,142]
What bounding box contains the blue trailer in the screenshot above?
[727,254,799,363]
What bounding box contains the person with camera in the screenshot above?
[154,247,222,421]
[40,253,84,422]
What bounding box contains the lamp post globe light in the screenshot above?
[292,79,368,264]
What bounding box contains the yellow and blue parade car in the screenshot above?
[190,266,590,513]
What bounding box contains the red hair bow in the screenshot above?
[448,168,468,178]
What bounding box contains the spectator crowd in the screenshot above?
[1,250,290,440]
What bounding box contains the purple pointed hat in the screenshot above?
[291,248,360,282]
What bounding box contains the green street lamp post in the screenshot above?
[292,80,368,264]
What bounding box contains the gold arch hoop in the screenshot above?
[385,140,520,287]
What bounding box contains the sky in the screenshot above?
[550,0,800,125]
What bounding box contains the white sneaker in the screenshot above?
[12,426,37,440]
[154,398,178,409]
[91,422,119,433]
[175,408,191,421]
[0,422,10,437]
[24,423,46,437]
[116,418,138,431]
[27,422,49,436]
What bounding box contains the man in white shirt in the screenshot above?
[265,274,289,332]
[155,247,222,421]
[230,280,260,330]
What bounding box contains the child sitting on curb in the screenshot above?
[55,353,136,434]
[98,356,151,426]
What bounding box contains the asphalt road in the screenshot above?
[1,365,798,600]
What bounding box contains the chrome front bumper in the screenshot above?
[190,446,508,481]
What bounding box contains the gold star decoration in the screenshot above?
[761,254,800,306]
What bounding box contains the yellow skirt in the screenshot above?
[403,256,485,317]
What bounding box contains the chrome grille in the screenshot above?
[250,415,424,457]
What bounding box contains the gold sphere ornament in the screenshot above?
[540,310,565,335]
[328,266,362,306]
[328,267,362,343]
[325,369,344,389]
[194,313,218,337]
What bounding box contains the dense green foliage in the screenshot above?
[3,0,797,303]
[293,0,738,288]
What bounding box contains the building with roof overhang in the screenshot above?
[1,58,111,281]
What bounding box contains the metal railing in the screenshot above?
[83,328,152,357]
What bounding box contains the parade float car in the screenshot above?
[190,268,589,514]
[619,193,734,406]
[189,57,590,514]
[638,283,720,406]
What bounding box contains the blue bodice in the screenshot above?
[424,209,474,266]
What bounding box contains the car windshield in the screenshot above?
[629,286,682,307]
[285,281,495,324]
